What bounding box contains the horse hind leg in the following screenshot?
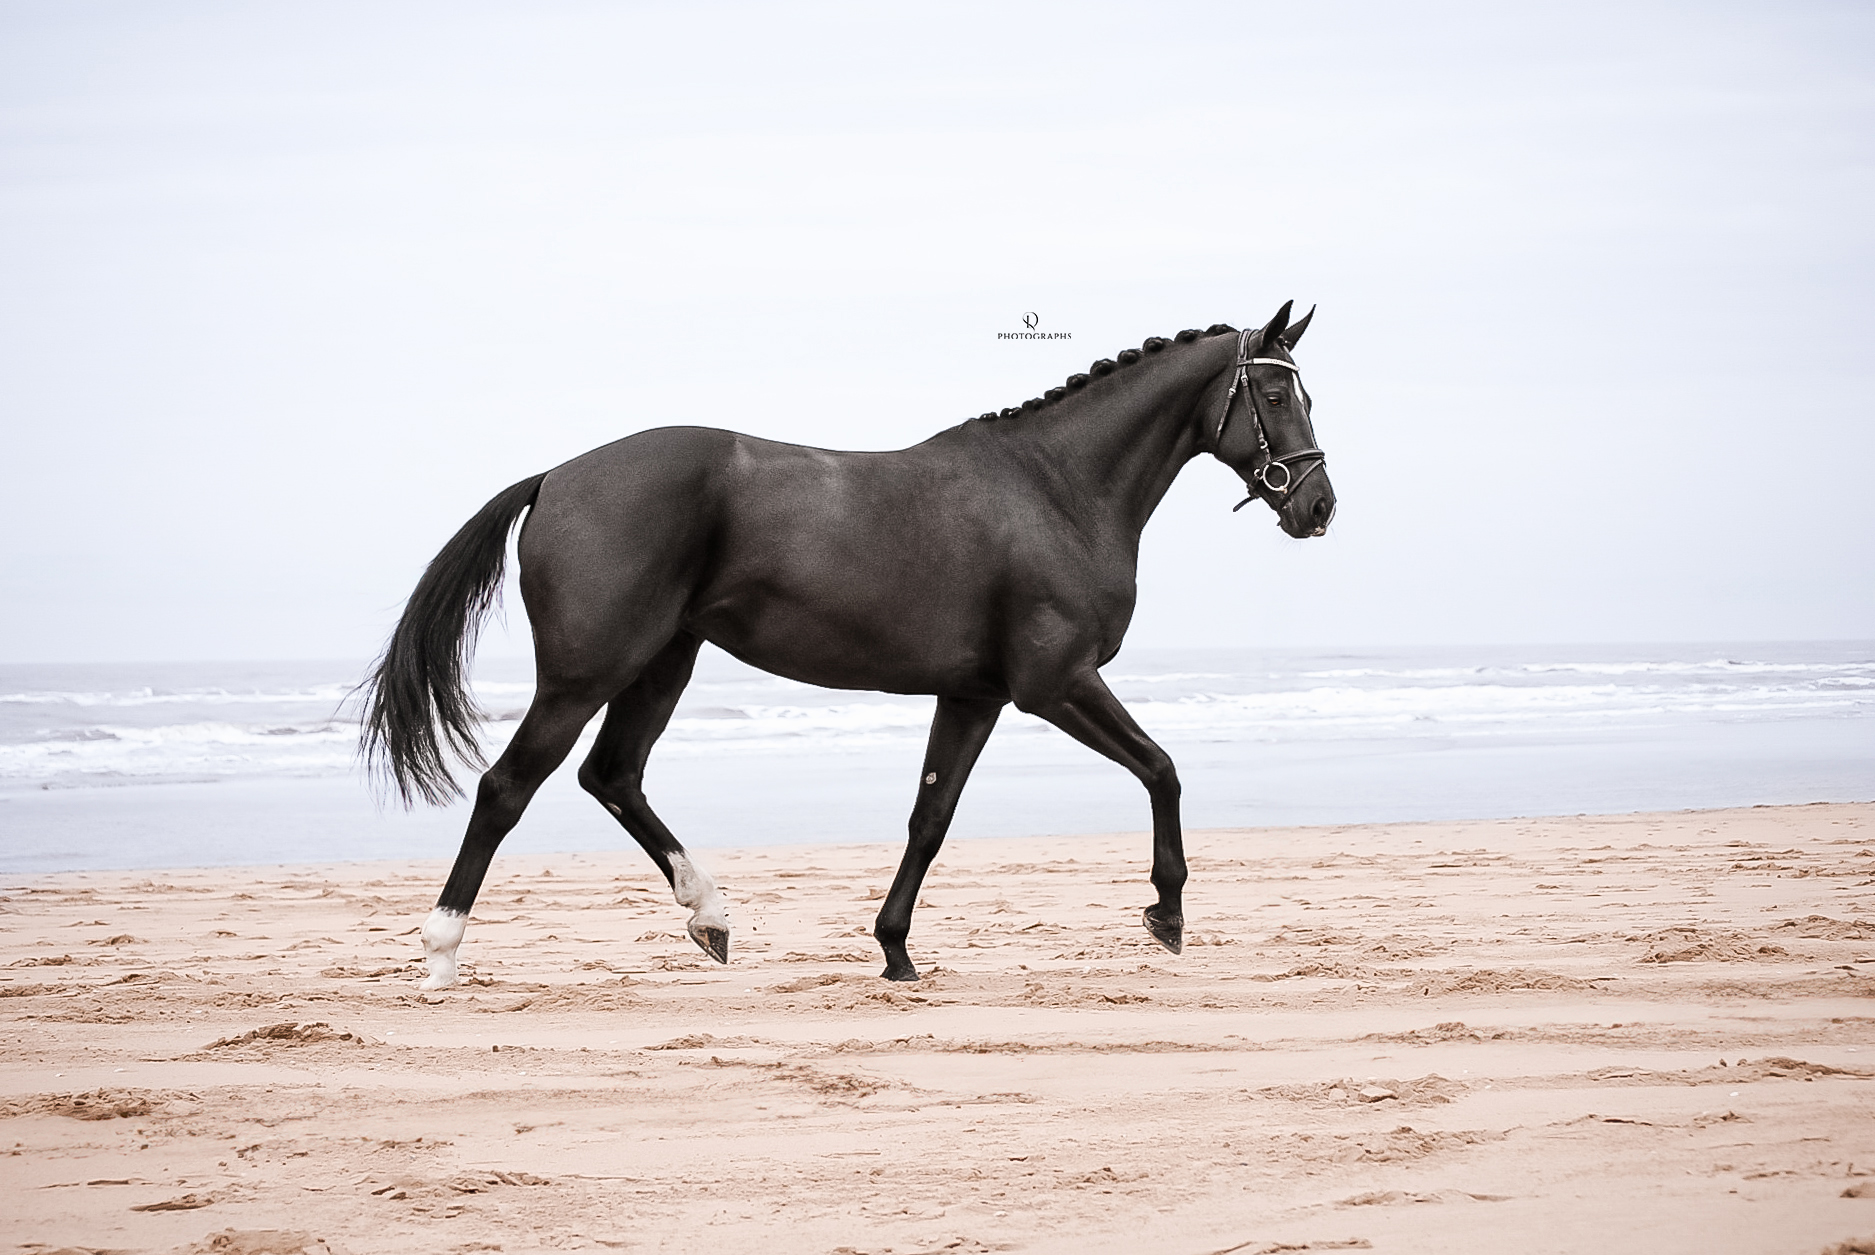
[421,682,612,989]
[574,633,732,963]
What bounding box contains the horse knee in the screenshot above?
[907,809,949,849]
[1142,755,1180,801]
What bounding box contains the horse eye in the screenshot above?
[1266,392,1285,405]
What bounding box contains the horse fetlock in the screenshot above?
[878,936,919,981]
[670,853,731,964]
[419,907,468,990]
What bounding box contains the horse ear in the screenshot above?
[1256,301,1294,350]
[1279,304,1315,350]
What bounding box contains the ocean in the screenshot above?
[1,642,1870,874]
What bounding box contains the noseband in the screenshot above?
[1209,328,1327,511]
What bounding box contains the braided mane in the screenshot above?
[970,324,1239,423]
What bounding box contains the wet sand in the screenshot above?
[4,803,1874,1254]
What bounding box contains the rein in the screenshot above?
[1210,328,1326,512]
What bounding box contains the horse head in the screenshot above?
[1210,301,1336,539]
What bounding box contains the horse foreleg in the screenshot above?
[1022,670,1187,955]
[575,634,732,963]
[421,686,608,990]
[875,696,1005,981]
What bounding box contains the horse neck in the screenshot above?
[1012,337,1235,535]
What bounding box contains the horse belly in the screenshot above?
[689,540,1003,697]
[688,439,1033,695]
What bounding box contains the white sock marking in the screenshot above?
[669,852,730,952]
[419,907,467,990]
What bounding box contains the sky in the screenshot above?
[2,0,1871,663]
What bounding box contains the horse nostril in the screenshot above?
[1311,497,1332,525]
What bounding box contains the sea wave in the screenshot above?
[1302,659,1875,681]
[641,678,1871,754]
[0,678,545,709]
[0,720,356,782]
[2,648,1868,789]
[0,685,358,708]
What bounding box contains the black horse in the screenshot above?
[361,302,1335,988]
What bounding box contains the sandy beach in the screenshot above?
[4,802,1873,1254]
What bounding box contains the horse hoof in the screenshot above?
[880,961,921,983]
[689,923,730,965]
[1143,907,1184,955]
[417,971,457,992]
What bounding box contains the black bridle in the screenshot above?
[1209,327,1327,512]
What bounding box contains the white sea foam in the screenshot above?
[0,720,356,782]
[0,684,358,708]
[1,646,1869,790]
[1303,659,1875,681]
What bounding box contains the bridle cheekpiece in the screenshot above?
[1211,327,1326,512]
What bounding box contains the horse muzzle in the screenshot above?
[1275,480,1336,539]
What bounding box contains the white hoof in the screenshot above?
[419,907,467,990]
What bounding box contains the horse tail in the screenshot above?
[360,472,548,807]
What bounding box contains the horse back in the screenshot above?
[520,425,1134,697]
